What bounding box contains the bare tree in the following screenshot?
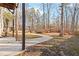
[69,4,79,34]
[64,5,68,33]
[43,3,45,29]
[60,3,64,36]
[75,13,79,32]
[46,3,51,32]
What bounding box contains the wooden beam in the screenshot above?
[0,3,16,10]
[22,3,25,50]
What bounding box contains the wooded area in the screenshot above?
[0,3,79,56]
[16,3,79,36]
[1,3,79,38]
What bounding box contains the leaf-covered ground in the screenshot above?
[40,34,79,56]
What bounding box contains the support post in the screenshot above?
[12,10,14,37]
[15,7,18,41]
[22,3,25,50]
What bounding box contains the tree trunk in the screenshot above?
[71,8,76,34]
[31,18,34,32]
[60,3,64,36]
[43,3,45,31]
[47,3,50,32]
[75,14,79,32]
[65,7,68,33]
[5,19,9,36]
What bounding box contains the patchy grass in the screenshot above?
[50,35,64,39]
[25,34,41,39]
[15,33,42,40]
[7,32,42,39]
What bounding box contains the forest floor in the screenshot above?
[23,33,79,56]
